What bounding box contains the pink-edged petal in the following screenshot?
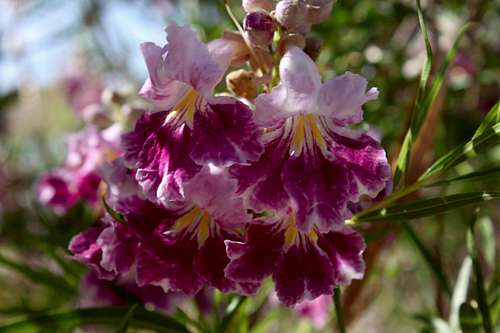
[329,131,391,202]
[135,120,201,207]
[183,165,250,228]
[97,224,138,275]
[139,42,191,110]
[164,24,224,97]
[230,133,290,214]
[317,72,379,125]
[317,228,366,284]
[295,295,331,330]
[37,171,76,214]
[207,38,241,73]
[254,47,321,126]
[69,226,116,280]
[191,97,263,167]
[282,149,351,232]
[225,222,285,283]
[273,239,335,306]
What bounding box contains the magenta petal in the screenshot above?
[225,223,285,283]
[283,150,351,232]
[135,120,201,207]
[317,228,366,284]
[69,226,116,280]
[136,235,205,295]
[191,97,263,167]
[97,225,138,275]
[37,171,76,214]
[329,132,391,202]
[230,135,290,213]
[273,240,335,306]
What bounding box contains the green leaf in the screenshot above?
[473,101,500,140]
[115,304,137,333]
[333,288,347,333]
[421,105,500,180]
[0,306,190,333]
[354,192,500,223]
[467,224,493,333]
[403,222,452,296]
[217,296,247,333]
[476,216,496,269]
[0,254,75,295]
[424,165,500,188]
[103,198,127,224]
[449,257,473,330]
[459,302,483,333]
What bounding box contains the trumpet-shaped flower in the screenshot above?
[124,24,262,208]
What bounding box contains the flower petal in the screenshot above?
[163,24,224,97]
[317,228,366,284]
[225,222,285,283]
[317,72,379,125]
[191,97,263,167]
[97,224,138,275]
[139,42,191,110]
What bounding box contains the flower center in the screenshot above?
[174,206,212,247]
[289,114,327,155]
[284,212,318,250]
[167,88,201,128]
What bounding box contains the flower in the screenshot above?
[231,46,391,232]
[295,295,331,329]
[70,159,258,296]
[37,126,120,214]
[226,46,390,305]
[124,24,263,208]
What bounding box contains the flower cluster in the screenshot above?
[67,0,391,306]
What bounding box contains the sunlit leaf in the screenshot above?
[354,192,500,223]
[449,257,473,330]
[424,166,500,188]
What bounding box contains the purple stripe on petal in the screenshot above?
[225,222,285,283]
[191,97,263,167]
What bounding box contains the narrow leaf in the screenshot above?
[473,101,500,140]
[103,198,127,224]
[355,192,500,223]
[115,304,138,333]
[449,257,473,330]
[404,222,452,296]
[421,108,500,180]
[425,165,500,187]
[333,288,347,333]
[218,296,247,333]
[467,225,493,333]
[0,306,190,333]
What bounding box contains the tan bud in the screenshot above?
[226,70,258,100]
[304,36,323,60]
[274,0,308,30]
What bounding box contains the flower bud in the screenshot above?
[304,36,322,60]
[226,70,258,100]
[306,0,333,24]
[244,11,276,46]
[242,0,274,12]
[278,32,306,56]
[274,0,308,30]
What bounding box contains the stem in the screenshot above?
[333,288,346,333]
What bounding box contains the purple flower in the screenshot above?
[125,24,263,208]
[70,160,258,296]
[225,218,365,305]
[231,46,391,232]
[37,126,120,214]
[295,295,331,329]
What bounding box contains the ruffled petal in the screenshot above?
[317,72,379,125]
[163,24,224,98]
[317,228,366,284]
[230,134,290,213]
[254,47,321,126]
[183,165,250,228]
[191,97,263,167]
[97,224,138,275]
[139,42,191,110]
[37,171,76,214]
[225,222,285,283]
[69,226,116,280]
[135,120,201,207]
[282,149,351,232]
[328,131,391,202]
[273,239,335,306]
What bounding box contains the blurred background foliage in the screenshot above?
[0,0,499,332]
